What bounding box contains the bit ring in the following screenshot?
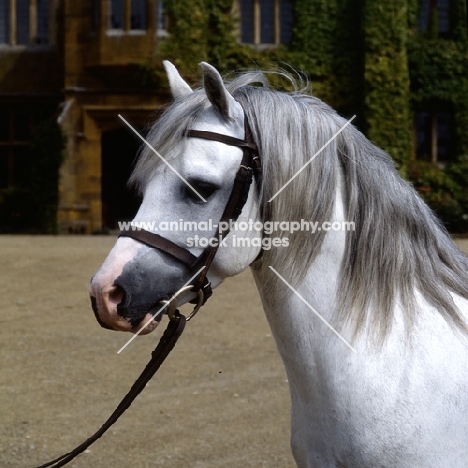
[159,285,204,322]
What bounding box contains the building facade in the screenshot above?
[0,0,467,233]
[1,0,170,233]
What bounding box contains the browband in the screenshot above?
[187,130,258,153]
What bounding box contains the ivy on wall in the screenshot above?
[286,0,364,118]
[406,0,468,230]
[408,158,468,232]
[142,0,468,230]
[157,0,258,82]
[408,38,468,157]
[362,0,412,167]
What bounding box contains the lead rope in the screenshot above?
[33,313,186,468]
[34,106,260,468]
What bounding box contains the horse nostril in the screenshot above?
[90,296,113,330]
[108,284,125,306]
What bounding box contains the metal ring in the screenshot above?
[159,285,204,322]
[159,297,178,320]
[186,288,204,321]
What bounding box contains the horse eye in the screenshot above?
[185,180,218,202]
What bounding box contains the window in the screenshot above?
[239,0,293,45]
[16,0,29,44]
[418,0,451,36]
[415,111,453,165]
[0,0,9,44]
[110,0,125,29]
[260,0,275,43]
[36,0,49,43]
[156,1,167,31]
[438,0,451,33]
[131,0,146,30]
[92,0,100,32]
[109,0,147,30]
[0,107,32,189]
[240,0,254,43]
[0,0,49,45]
[280,0,293,43]
[0,105,54,189]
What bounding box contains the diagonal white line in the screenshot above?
[117,266,206,354]
[118,114,207,203]
[268,266,357,353]
[268,115,356,203]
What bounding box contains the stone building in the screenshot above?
[0,0,467,233]
[1,0,170,233]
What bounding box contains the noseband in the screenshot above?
[33,107,261,468]
[119,106,261,317]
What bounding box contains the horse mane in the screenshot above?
[131,70,468,341]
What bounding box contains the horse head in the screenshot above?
[89,62,262,334]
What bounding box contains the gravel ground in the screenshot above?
[0,235,294,468]
[1,235,467,468]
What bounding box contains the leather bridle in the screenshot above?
[33,107,261,468]
[119,107,261,318]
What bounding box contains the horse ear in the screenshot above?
[199,62,236,121]
[163,61,193,98]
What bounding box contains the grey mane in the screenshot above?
[131,70,468,341]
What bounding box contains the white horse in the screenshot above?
[90,61,468,467]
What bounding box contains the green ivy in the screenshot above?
[285,0,364,117]
[362,0,412,167]
[408,38,468,157]
[445,155,468,231]
[157,0,259,82]
[406,0,468,230]
[408,159,468,232]
[136,0,468,231]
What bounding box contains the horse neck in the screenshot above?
[251,179,348,375]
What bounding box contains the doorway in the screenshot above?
[101,127,142,230]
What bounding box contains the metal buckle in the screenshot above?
[159,285,204,322]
